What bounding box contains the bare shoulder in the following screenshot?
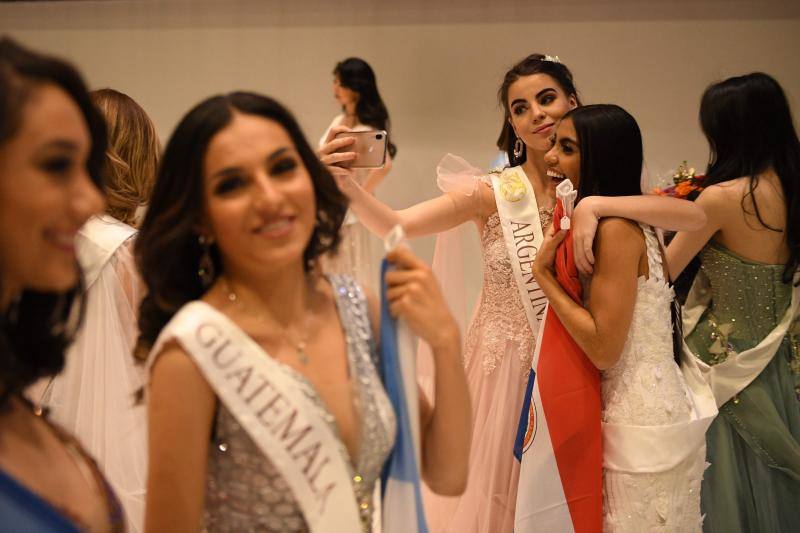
[150,340,208,389]
[596,216,645,244]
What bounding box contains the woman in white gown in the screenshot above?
[533,104,708,532]
[319,58,395,292]
[35,88,160,533]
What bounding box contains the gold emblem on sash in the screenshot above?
[500,171,527,202]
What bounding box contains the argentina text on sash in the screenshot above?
[491,167,548,337]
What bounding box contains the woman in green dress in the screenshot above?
[569,71,799,531]
[662,73,799,531]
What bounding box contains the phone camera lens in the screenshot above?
[376,134,383,140]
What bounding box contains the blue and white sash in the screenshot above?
[379,227,428,533]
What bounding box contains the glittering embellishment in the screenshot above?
[463,209,552,376]
[202,275,396,532]
[789,321,800,377]
[706,316,736,365]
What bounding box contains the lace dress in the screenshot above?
[424,206,553,533]
[203,276,396,532]
[685,242,800,532]
[601,225,704,532]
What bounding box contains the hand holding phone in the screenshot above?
[332,130,388,169]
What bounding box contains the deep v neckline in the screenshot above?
[197,294,365,471]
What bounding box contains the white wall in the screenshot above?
[3,0,798,306]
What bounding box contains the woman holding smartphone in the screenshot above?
[321,53,705,532]
[319,57,397,292]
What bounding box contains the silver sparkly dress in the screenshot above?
[203,275,397,532]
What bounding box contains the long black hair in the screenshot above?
[565,104,643,200]
[135,92,347,356]
[334,57,397,157]
[0,37,107,408]
[497,53,581,167]
[699,72,800,284]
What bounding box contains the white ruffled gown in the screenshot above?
[601,225,705,532]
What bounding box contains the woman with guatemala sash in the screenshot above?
[322,53,706,533]
[532,104,712,532]
[135,91,471,532]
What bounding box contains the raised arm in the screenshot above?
[533,218,643,370]
[337,171,489,239]
[665,186,724,280]
[319,126,492,239]
[571,195,708,274]
[368,246,471,495]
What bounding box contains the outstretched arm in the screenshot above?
[379,246,471,495]
[337,172,489,239]
[571,195,707,274]
[319,126,493,239]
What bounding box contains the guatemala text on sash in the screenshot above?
[149,302,362,533]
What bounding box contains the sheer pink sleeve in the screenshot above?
[418,155,489,401]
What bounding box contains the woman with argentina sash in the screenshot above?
[134,92,471,532]
[322,53,705,532]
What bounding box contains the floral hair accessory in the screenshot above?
[542,55,561,64]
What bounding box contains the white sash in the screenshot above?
[682,267,800,407]
[149,302,362,533]
[603,227,719,474]
[491,167,547,337]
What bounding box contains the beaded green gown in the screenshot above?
[685,242,800,532]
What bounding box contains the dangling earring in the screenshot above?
[513,137,525,159]
[198,235,215,287]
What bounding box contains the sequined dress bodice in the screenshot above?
[203,276,396,532]
[464,207,552,374]
[689,242,793,361]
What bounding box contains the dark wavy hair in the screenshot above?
[0,37,107,409]
[699,72,800,284]
[334,57,397,158]
[565,104,644,200]
[135,92,347,355]
[497,53,581,167]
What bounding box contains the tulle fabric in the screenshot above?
[421,155,531,532]
[423,326,527,532]
[44,216,147,533]
[417,154,482,399]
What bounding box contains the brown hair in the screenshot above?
[90,88,159,226]
[496,54,581,167]
[134,92,347,359]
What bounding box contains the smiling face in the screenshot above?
[544,117,581,189]
[507,73,577,152]
[0,83,105,301]
[202,112,316,278]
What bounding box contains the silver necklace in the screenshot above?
[223,277,312,365]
